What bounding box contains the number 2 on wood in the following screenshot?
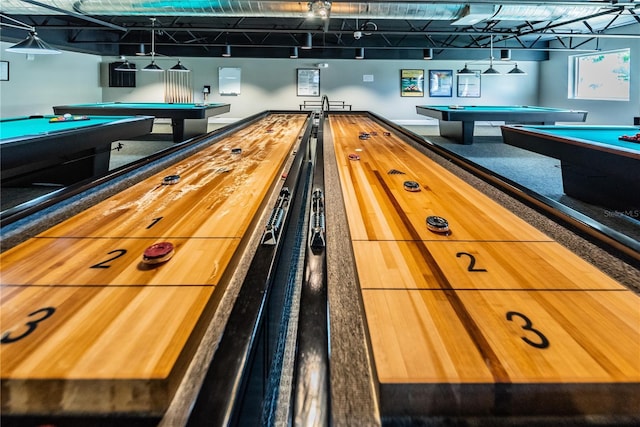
[1,307,56,344]
[456,252,487,272]
[90,249,127,269]
[506,311,550,349]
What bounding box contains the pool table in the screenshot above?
[1,115,154,185]
[53,102,231,142]
[416,105,588,144]
[501,125,640,211]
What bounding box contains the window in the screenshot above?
[570,49,630,101]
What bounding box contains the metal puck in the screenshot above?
[162,174,180,185]
[403,181,421,192]
[426,215,450,233]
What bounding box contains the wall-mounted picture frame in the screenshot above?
[428,69,453,97]
[297,68,320,96]
[0,61,9,81]
[457,70,481,98]
[400,69,424,97]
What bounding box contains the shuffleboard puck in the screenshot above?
[426,215,450,234]
[142,242,175,264]
[231,147,242,155]
[403,181,421,192]
[162,174,180,185]
[348,153,360,161]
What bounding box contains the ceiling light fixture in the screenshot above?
[355,47,365,59]
[142,17,163,72]
[456,64,475,75]
[482,36,500,75]
[6,31,60,54]
[301,32,313,50]
[508,63,527,74]
[169,60,189,72]
[289,47,299,58]
[222,45,231,57]
[115,57,137,72]
[308,1,332,19]
[423,48,433,60]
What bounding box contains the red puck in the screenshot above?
[142,242,175,264]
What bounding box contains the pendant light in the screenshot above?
[142,18,163,72]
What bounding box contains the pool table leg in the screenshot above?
[171,118,209,143]
[438,120,474,144]
[171,119,185,143]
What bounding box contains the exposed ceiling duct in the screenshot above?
[0,1,637,60]
[0,1,609,21]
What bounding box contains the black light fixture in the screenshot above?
[482,36,500,75]
[355,47,365,59]
[508,63,527,75]
[222,45,232,57]
[169,60,189,72]
[6,31,60,55]
[423,48,433,60]
[289,47,299,58]
[135,43,147,56]
[456,64,475,75]
[302,32,313,50]
[142,17,163,72]
[115,57,137,72]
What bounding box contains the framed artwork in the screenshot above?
[428,69,453,97]
[297,68,320,96]
[457,70,481,98]
[0,61,8,81]
[400,69,424,97]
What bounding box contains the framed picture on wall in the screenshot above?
[457,70,481,98]
[400,69,424,97]
[428,69,453,97]
[297,68,320,96]
[0,61,8,81]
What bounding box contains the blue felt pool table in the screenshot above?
[416,105,588,144]
[501,125,640,212]
[53,102,230,142]
[1,115,154,185]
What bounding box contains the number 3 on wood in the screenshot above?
[1,307,56,344]
[506,311,550,349]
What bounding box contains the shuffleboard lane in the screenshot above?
[328,114,640,418]
[0,113,309,416]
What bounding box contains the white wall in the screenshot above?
[99,56,540,124]
[1,42,541,123]
[539,25,639,125]
[0,41,102,117]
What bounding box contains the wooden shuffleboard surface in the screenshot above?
[329,114,640,417]
[0,113,308,415]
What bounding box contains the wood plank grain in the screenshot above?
[329,114,640,417]
[330,115,553,242]
[0,113,308,415]
[353,241,629,291]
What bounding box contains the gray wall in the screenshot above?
[1,41,541,124]
[539,25,639,125]
[0,41,102,117]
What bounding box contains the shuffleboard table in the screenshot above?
[53,102,231,142]
[329,114,639,419]
[0,115,154,185]
[501,124,640,211]
[416,105,588,144]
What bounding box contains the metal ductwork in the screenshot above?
[0,1,613,23]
